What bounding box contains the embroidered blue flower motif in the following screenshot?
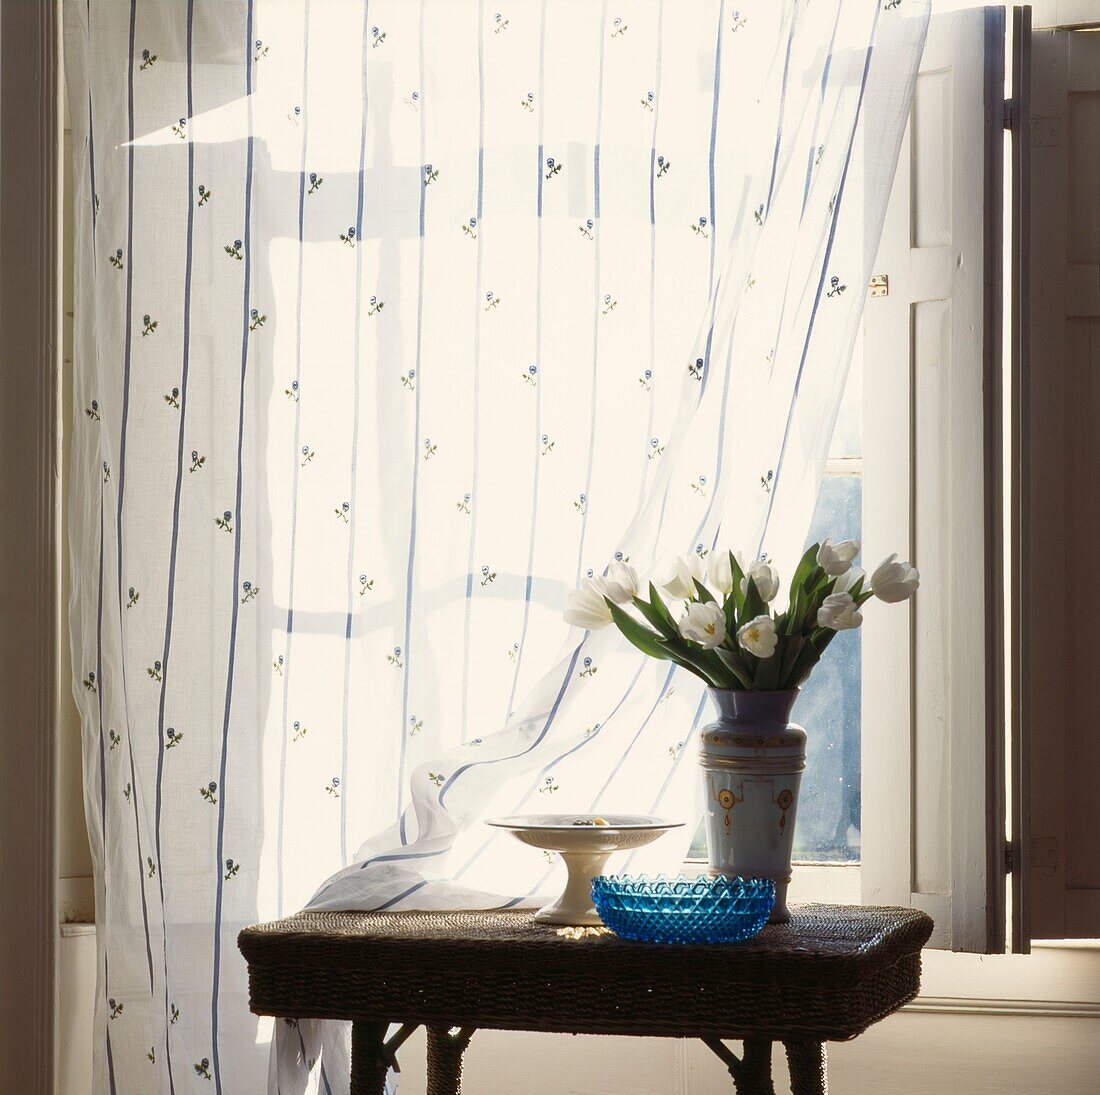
[579,656,598,678]
[123,782,132,802]
[815,144,825,165]
[423,438,437,460]
[371,26,386,48]
[387,646,403,668]
[404,90,419,109]
[690,474,708,497]
[197,184,211,206]
[731,10,748,31]
[188,449,205,473]
[641,90,655,111]
[610,17,628,38]
[103,461,111,483]
[657,154,671,178]
[308,172,323,195]
[194,1059,211,1080]
[109,729,121,750]
[254,39,269,60]
[164,386,181,408]
[754,203,764,226]
[485,290,501,310]
[147,856,157,878]
[285,379,299,401]
[216,510,233,533]
[493,12,509,33]
[292,721,307,742]
[324,776,341,798]
[826,275,847,298]
[507,641,519,662]
[109,998,124,1019]
[521,92,534,112]
[691,216,709,238]
[147,660,162,681]
[601,293,617,315]
[126,587,139,609]
[578,218,594,240]
[288,105,301,124]
[456,492,471,514]
[109,248,124,270]
[480,564,497,586]
[82,670,97,694]
[273,654,284,675]
[409,715,423,736]
[639,368,652,391]
[200,781,218,804]
[522,364,538,386]
[171,117,187,140]
[368,295,385,316]
[428,772,446,788]
[140,49,157,70]
[224,239,243,260]
[648,437,665,459]
[760,469,774,493]
[613,550,630,563]
[583,722,602,738]
[538,775,559,793]
[335,501,350,523]
[668,740,685,760]
[544,156,562,180]
[340,226,356,246]
[574,493,587,516]
[240,580,259,604]
[541,433,554,455]
[401,369,416,390]
[300,444,314,466]
[689,357,704,381]
[249,308,266,330]
[86,399,101,421]
[462,216,477,239]
[359,574,374,594]
[171,1005,180,1024]
[141,314,158,337]
[423,163,439,186]
[224,858,239,880]
[165,727,182,749]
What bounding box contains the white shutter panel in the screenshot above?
[861,7,1005,953]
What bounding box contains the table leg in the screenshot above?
[701,1037,775,1094]
[784,1040,828,1095]
[426,1027,475,1095]
[349,1022,390,1095]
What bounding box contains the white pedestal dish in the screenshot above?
[486,814,682,926]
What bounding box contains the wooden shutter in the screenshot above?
[861,7,1006,953]
[1023,21,1100,942]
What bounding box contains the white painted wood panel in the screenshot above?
[862,7,1003,952]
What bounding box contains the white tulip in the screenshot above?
[599,560,640,605]
[706,550,736,597]
[741,559,780,603]
[677,601,727,649]
[832,566,866,595]
[816,537,861,577]
[817,591,863,630]
[736,614,778,658]
[870,554,920,603]
[656,553,706,601]
[563,579,613,630]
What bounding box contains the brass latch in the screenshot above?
[869,274,889,298]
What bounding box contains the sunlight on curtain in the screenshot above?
[63,1,928,1091]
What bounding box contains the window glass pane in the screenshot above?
[829,346,863,459]
[686,473,862,863]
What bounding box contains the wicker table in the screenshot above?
[239,903,932,1095]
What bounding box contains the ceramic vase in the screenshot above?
[698,688,805,923]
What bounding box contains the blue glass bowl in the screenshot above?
[591,874,775,945]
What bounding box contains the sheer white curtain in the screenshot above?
[63,1,927,1092]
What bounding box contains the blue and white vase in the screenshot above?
[698,689,805,923]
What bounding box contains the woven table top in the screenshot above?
[239,903,933,1043]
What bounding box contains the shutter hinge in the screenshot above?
[869,273,889,298]
[1004,842,1014,873]
[1003,98,1014,130]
